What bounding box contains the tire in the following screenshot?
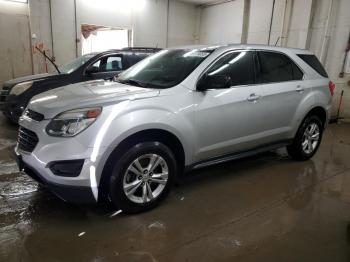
[108,141,177,214]
[287,115,323,161]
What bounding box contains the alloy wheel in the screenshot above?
[122,153,169,204]
[302,122,320,154]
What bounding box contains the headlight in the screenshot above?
[46,107,102,137]
[10,81,33,95]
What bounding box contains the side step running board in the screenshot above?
[190,142,290,171]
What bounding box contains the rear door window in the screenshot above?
[257,51,303,83]
[297,54,328,77]
[207,51,255,87]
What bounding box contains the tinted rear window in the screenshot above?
[257,51,303,83]
[297,54,328,78]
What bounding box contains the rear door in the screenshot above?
[194,50,266,161]
[255,51,305,142]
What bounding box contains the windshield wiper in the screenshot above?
[35,46,61,74]
[118,79,148,88]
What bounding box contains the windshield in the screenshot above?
[117,49,213,89]
[59,54,95,74]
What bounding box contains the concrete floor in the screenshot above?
[1,115,350,261]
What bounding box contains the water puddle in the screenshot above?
[148,221,165,230]
[0,174,38,198]
[0,139,16,151]
[0,161,18,176]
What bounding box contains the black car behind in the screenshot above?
[0,47,160,123]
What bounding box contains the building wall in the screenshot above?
[168,0,198,47]
[29,0,55,73]
[198,0,350,118]
[245,0,274,45]
[5,0,198,74]
[0,1,33,86]
[311,0,350,118]
[1,0,198,84]
[198,0,314,48]
[28,0,198,68]
[75,0,167,54]
[199,0,244,44]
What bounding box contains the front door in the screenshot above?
[85,55,124,80]
[194,50,266,162]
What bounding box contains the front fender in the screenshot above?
[88,101,196,183]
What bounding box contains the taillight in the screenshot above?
[328,81,335,96]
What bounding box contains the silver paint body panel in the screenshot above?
[16,44,332,201]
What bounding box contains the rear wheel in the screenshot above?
[287,115,323,161]
[108,141,176,213]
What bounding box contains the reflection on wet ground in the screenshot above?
[1,115,350,261]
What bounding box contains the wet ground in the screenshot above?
[1,115,350,261]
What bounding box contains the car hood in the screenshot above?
[2,73,58,88]
[27,79,160,119]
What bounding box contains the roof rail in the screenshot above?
[121,47,162,51]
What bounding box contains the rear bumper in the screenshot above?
[15,151,96,204]
[325,103,332,128]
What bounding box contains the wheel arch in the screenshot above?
[98,128,186,199]
[303,106,327,128]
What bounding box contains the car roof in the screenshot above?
[168,43,314,55]
[85,47,162,57]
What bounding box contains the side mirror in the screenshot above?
[85,66,99,75]
[113,72,122,80]
[197,74,232,91]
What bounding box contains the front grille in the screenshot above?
[18,127,39,153]
[0,85,10,102]
[24,109,44,121]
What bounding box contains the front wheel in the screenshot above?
[287,115,323,161]
[108,141,177,213]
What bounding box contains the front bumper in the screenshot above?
[14,117,108,205]
[15,105,118,205]
[15,150,96,204]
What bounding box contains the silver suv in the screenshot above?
[15,44,334,213]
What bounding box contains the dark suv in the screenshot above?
[0,47,160,123]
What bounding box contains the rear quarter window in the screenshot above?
[297,54,328,78]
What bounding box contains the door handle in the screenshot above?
[296,85,304,92]
[247,93,261,102]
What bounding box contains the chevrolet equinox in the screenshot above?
[15,44,334,213]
